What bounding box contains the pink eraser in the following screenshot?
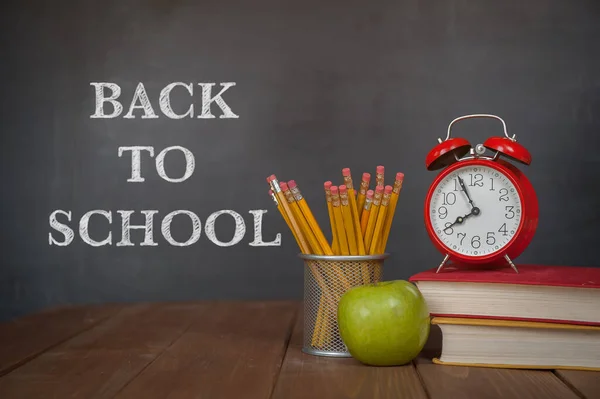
[280,182,289,191]
[384,185,393,194]
[330,186,339,195]
[362,172,371,181]
[376,166,385,174]
[342,168,351,177]
[396,172,404,181]
[366,190,374,199]
[269,189,273,195]
[375,185,384,193]
[288,180,297,189]
[339,185,347,193]
[267,174,277,183]
[324,181,332,189]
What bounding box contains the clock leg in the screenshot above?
[504,254,519,273]
[435,254,450,273]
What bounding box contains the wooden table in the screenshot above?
[0,301,597,398]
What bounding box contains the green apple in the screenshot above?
[337,280,430,366]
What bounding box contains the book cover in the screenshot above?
[410,264,600,326]
[409,264,600,289]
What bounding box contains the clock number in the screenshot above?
[442,192,456,205]
[489,178,495,191]
[486,232,496,245]
[444,222,453,235]
[469,173,483,187]
[438,206,448,219]
[456,232,466,245]
[453,179,459,191]
[498,223,508,236]
[471,235,481,249]
[505,206,515,219]
[499,188,509,202]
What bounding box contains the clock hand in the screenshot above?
[443,216,465,231]
[442,207,481,232]
[457,175,475,208]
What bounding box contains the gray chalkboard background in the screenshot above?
[1,0,599,321]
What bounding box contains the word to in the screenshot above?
[119,146,195,183]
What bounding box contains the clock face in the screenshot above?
[428,164,523,257]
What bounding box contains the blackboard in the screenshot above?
[1,0,599,321]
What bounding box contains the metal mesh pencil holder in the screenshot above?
[298,253,388,357]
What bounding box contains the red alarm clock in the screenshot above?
[424,114,538,273]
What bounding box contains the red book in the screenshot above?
[409,264,600,326]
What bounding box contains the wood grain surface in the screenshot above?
[0,301,597,398]
[0,303,205,398]
[114,301,296,399]
[555,369,600,399]
[415,354,583,399]
[271,310,429,399]
[0,304,121,376]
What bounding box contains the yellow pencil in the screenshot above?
[369,185,393,254]
[360,189,374,236]
[330,186,350,256]
[267,176,310,254]
[324,181,340,255]
[341,181,370,285]
[327,185,353,320]
[364,185,384,250]
[339,185,358,256]
[356,172,371,220]
[281,182,324,255]
[270,189,301,247]
[342,168,366,255]
[379,172,404,253]
[313,299,327,347]
[375,165,385,187]
[268,175,327,346]
[293,182,352,291]
[289,180,334,256]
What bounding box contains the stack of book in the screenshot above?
[409,264,600,371]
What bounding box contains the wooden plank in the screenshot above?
[114,301,297,399]
[0,304,121,376]
[555,370,600,399]
[415,354,581,399]
[60,302,207,351]
[271,307,428,399]
[0,349,155,399]
[0,302,208,398]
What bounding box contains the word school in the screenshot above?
[49,209,281,247]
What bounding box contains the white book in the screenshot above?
[431,317,600,371]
